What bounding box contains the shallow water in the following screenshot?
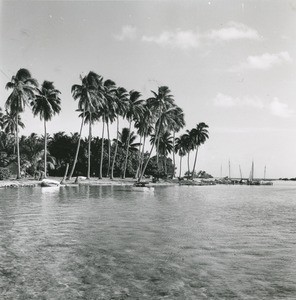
[1,182,296,299]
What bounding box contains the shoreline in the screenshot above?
[0,177,178,189]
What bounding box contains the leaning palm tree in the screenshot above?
[31,80,61,178]
[189,122,209,179]
[5,68,38,179]
[122,90,144,179]
[110,87,129,179]
[68,71,102,179]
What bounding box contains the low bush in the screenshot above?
[0,168,10,180]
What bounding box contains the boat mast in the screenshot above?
[228,160,231,179]
[239,165,242,180]
[220,164,223,178]
[264,165,266,180]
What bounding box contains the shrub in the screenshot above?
[0,168,10,180]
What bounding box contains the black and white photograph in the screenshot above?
[0,0,296,299]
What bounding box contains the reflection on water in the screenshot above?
[1,183,296,299]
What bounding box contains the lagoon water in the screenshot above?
[1,182,296,299]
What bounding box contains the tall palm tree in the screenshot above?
[170,106,185,177]
[69,71,102,179]
[102,79,117,178]
[122,90,144,179]
[5,68,38,179]
[31,80,61,178]
[134,104,153,179]
[189,122,209,179]
[110,87,129,179]
[146,86,175,168]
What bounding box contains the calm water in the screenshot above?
[1,182,296,299]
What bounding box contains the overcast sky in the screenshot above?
[1,0,296,178]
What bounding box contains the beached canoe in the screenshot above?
[41,179,60,187]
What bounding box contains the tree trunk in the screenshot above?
[134,135,142,178]
[110,117,119,179]
[172,131,176,178]
[44,119,47,178]
[68,109,85,179]
[87,113,92,179]
[106,121,111,177]
[122,120,132,179]
[187,152,190,179]
[99,120,105,179]
[191,147,199,180]
[16,113,21,179]
[138,133,146,180]
[179,155,182,178]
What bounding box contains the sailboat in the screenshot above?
[248,161,273,185]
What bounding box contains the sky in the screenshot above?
[1,0,296,179]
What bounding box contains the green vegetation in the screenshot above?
[1,68,210,181]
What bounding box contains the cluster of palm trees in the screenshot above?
[1,68,210,181]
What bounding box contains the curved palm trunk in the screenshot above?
[122,120,132,179]
[44,119,47,178]
[164,155,167,175]
[179,155,183,178]
[99,120,105,179]
[191,147,199,180]
[15,113,21,179]
[106,121,111,177]
[110,117,119,179]
[68,109,85,180]
[87,113,92,179]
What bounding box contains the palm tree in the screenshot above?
[110,87,129,179]
[78,109,98,179]
[169,106,185,177]
[31,80,61,178]
[69,71,102,179]
[175,134,189,178]
[102,79,117,178]
[146,86,175,169]
[5,68,38,179]
[122,90,144,179]
[189,122,209,179]
[134,104,153,179]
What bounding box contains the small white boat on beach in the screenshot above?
[41,179,60,187]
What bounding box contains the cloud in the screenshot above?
[214,93,294,118]
[115,25,137,41]
[142,29,200,49]
[269,97,294,118]
[207,22,260,41]
[232,52,292,71]
[213,93,264,108]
